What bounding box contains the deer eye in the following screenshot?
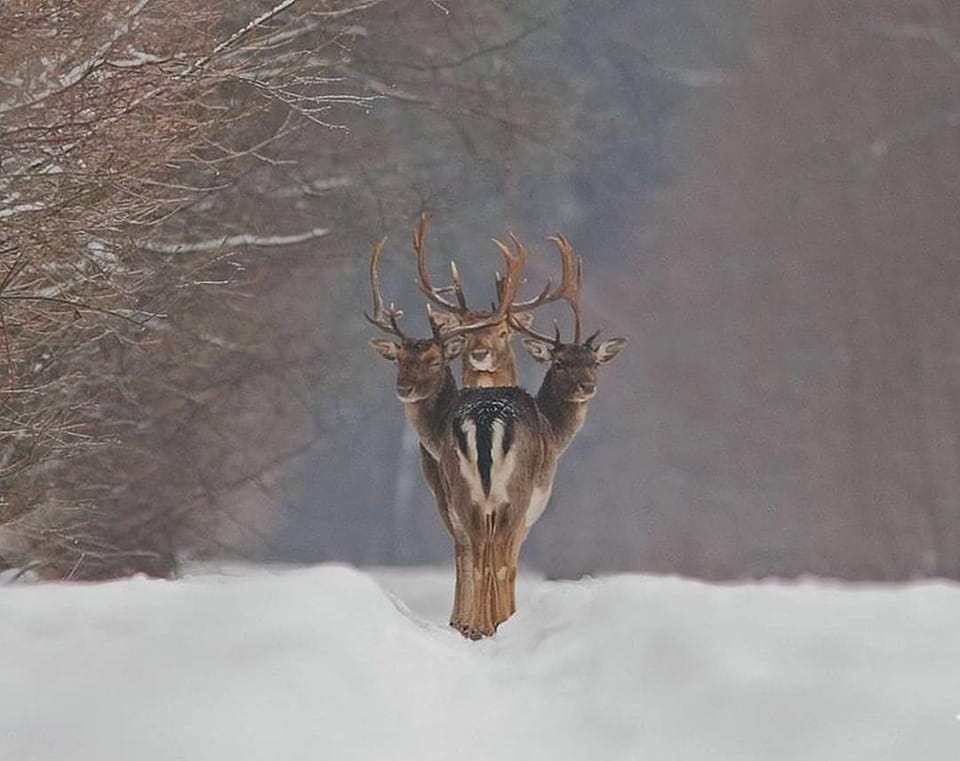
[429,359,443,369]
[498,329,509,338]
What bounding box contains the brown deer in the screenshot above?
[407,214,581,628]
[366,233,526,634]
[368,229,626,640]
[435,234,627,638]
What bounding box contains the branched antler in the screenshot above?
[413,213,466,313]
[508,232,581,318]
[363,237,409,339]
[509,233,591,345]
[435,234,526,339]
[366,226,527,342]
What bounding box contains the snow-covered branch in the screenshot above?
[190,0,302,73]
[141,227,330,254]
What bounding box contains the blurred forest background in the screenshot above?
[2,0,959,581]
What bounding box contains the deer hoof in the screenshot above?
[457,622,497,640]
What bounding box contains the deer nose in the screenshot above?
[470,349,489,361]
[396,384,415,399]
[577,381,596,396]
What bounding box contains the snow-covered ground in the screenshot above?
[1,564,959,761]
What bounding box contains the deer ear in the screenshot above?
[429,310,461,332]
[595,337,627,364]
[443,335,467,360]
[370,338,401,361]
[511,311,535,330]
[521,337,553,364]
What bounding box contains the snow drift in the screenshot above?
[1,564,958,760]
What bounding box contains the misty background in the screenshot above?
[257,0,960,581]
[4,0,958,582]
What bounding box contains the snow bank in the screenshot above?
[1,565,959,760]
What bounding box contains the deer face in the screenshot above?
[522,336,627,402]
[370,335,466,402]
[430,311,533,374]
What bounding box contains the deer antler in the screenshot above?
[435,235,527,339]
[366,224,527,343]
[363,236,410,339]
[413,212,468,313]
[508,232,581,317]
[547,234,584,343]
[508,233,586,345]
[488,234,527,312]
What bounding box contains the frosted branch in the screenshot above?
[142,227,330,255]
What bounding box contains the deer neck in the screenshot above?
[535,368,590,454]
[403,366,459,459]
[460,352,518,388]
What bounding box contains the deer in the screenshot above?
[368,227,626,639]
[365,232,526,635]
[405,214,581,626]
[434,233,627,638]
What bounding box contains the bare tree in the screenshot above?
[0,0,378,578]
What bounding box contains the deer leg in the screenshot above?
[450,540,474,633]
[504,527,528,617]
[478,519,498,638]
[422,446,467,630]
[490,533,513,628]
[461,511,499,639]
[461,509,524,637]
[487,512,512,632]
[464,541,487,640]
[433,454,479,634]
[489,512,525,627]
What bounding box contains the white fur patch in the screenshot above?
[454,417,517,517]
[487,420,516,513]
[467,354,497,373]
[525,483,552,528]
[455,419,485,506]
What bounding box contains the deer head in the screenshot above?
[370,334,466,402]
[428,309,534,378]
[521,333,628,402]
[413,214,579,386]
[512,234,627,403]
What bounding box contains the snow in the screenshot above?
[0,201,45,219]
[1,564,959,760]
